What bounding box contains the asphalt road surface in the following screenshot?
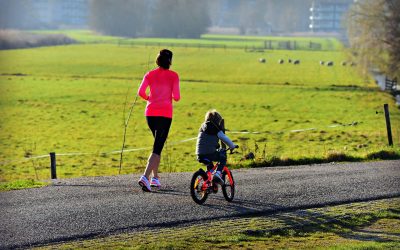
[1,160,399,249]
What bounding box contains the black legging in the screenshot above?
[146,116,172,155]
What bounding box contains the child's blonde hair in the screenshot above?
[205,109,224,129]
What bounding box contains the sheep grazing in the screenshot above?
[293,60,300,65]
[288,59,292,63]
[341,61,347,66]
[278,59,284,64]
[350,62,356,66]
[320,61,325,65]
[326,61,334,66]
[259,58,266,63]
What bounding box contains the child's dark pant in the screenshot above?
[197,149,227,172]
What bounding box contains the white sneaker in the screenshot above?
[212,171,224,185]
[150,177,161,188]
[138,175,151,192]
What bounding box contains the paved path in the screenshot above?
[1,160,399,249]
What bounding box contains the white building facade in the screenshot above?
[309,0,354,33]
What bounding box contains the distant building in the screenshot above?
[309,0,354,33]
[31,0,88,29]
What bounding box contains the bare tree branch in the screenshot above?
[347,0,400,79]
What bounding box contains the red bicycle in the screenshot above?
[190,147,237,205]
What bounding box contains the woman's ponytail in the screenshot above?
[156,49,173,69]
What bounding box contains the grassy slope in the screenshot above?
[36,198,400,249]
[0,38,399,182]
[0,179,47,191]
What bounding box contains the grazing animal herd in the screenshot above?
[260,58,301,65]
[259,58,356,67]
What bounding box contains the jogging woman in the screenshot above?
[137,49,180,192]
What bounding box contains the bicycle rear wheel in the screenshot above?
[190,170,208,205]
[222,170,235,202]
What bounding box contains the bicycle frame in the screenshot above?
[191,147,237,204]
[195,164,234,192]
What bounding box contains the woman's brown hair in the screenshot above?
[156,49,173,69]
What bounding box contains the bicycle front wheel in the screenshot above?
[190,170,208,205]
[222,170,235,202]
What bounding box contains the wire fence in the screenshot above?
[0,122,362,174]
[1,113,399,182]
[1,121,361,166]
[116,39,330,52]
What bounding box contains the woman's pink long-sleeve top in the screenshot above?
[137,67,180,118]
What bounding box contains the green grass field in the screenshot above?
[0,32,399,182]
[33,30,342,51]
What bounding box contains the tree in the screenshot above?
[90,0,210,38]
[151,0,210,38]
[89,0,146,37]
[237,0,268,35]
[151,0,179,37]
[347,0,400,80]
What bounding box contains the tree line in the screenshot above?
[0,0,210,38]
[0,0,313,37]
[89,0,210,38]
[89,0,317,38]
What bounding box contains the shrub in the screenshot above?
[366,150,400,160]
[0,30,77,50]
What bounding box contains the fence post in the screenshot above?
[50,152,57,179]
[383,104,393,146]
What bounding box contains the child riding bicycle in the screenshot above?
[195,110,238,185]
